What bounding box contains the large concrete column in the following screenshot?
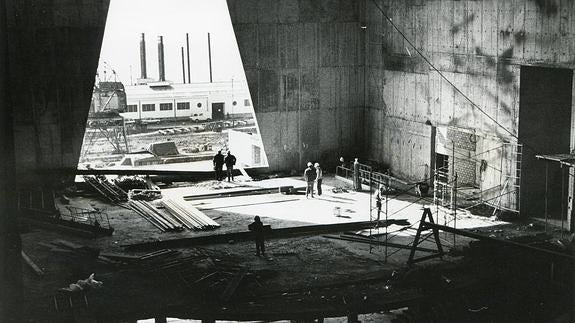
[227,0,367,172]
[0,0,21,320]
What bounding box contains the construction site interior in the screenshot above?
[1,0,575,323]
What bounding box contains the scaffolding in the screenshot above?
[334,139,524,263]
[535,153,575,237]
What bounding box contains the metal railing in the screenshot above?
[64,206,112,229]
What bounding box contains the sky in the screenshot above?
[97,0,246,85]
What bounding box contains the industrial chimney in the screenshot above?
[207,33,213,83]
[157,36,166,82]
[140,33,147,79]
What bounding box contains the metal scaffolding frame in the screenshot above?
[535,153,575,236]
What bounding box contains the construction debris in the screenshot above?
[83,175,128,203]
[114,176,148,191]
[220,270,247,302]
[128,189,162,201]
[59,273,103,293]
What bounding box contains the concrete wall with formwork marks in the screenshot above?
[364,0,575,213]
[4,0,110,185]
[227,0,368,172]
[0,1,110,320]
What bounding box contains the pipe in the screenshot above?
[207,33,212,83]
[140,33,147,79]
[157,36,165,82]
[186,33,191,83]
[181,47,185,84]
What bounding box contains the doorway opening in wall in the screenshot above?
[78,0,268,172]
[519,66,573,222]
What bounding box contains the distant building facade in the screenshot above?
[119,80,253,122]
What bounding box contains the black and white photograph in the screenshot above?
[0,0,574,322]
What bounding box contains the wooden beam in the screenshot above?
[21,251,45,276]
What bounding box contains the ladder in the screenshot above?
[503,143,523,213]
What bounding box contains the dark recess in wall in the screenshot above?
[519,66,573,220]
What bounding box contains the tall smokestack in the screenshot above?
[186,33,191,83]
[140,33,147,79]
[157,36,165,82]
[207,33,213,83]
[181,47,186,83]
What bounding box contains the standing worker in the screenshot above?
[248,216,266,256]
[375,186,384,221]
[213,150,225,181]
[224,151,237,182]
[314,162,323,196]
[353,158,361,191]
[304,162,316,198]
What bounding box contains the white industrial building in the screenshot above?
[120,80,253,121]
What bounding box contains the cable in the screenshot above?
[370,0,575,182]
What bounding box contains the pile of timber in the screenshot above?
[162,198,220,231]
[83,175,128,203]
[128,200,183,232]
[99,249,185,272]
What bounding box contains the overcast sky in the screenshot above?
[97,0,246,85]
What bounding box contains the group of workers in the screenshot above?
[213,150,237,181]
[303,162,323,198]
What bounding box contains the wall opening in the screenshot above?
[78,0,268,172]
[519,66,573,219]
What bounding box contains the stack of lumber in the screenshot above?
[83,175,128,203]
[99,249,182,271]
[128,200,183,232]
[162,198,220,231]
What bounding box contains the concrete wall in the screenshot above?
[365,0,575,210]
[6,0,109,186]
[0,2,108,320]
[227,0,368,172]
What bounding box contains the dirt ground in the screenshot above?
[18,175,570,322]
[79,117,257,166]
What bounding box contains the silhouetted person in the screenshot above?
[304,162,316,198]
[375,186,384,221]
[315,162,323,196]
[213,150,225,181]
[353,158,361,191]
[224,151,237,182]
[248,216,266,256]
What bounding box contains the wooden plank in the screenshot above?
[125,219,410,252]
[21,251,45,276]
